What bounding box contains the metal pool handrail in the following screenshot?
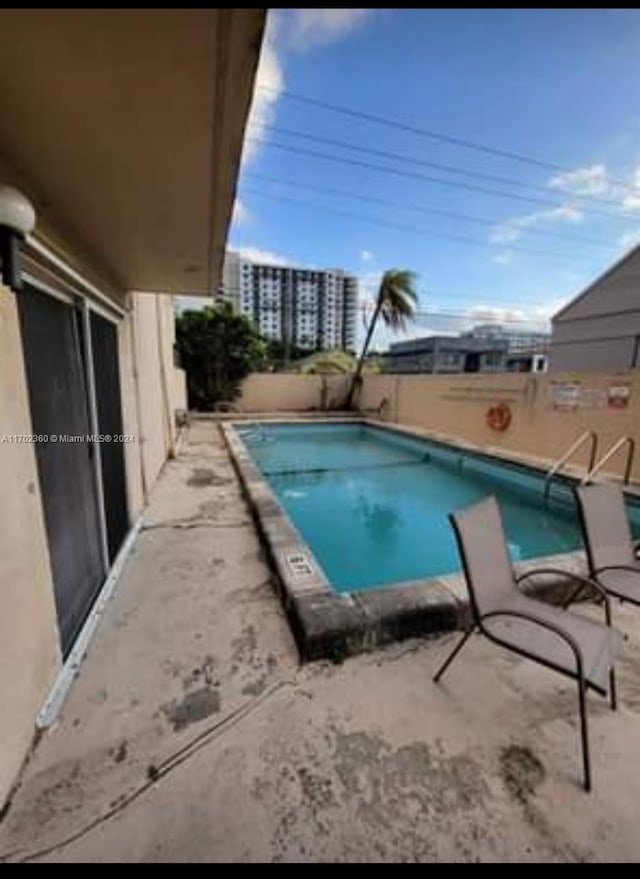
[544,431,599,501]
[581,436,636,486]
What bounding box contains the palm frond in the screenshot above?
[345,267,420,408]
[377,269,419,330]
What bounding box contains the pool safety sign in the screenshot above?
[285,552,314,579]
[551,381,631,411]
[551,382,581,411]
[607,385,630,409]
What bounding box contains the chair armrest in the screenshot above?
[593,565,640,587]
[516,568,612,623]
[480,608,584,677]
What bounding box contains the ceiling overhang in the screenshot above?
[0,9,265,295]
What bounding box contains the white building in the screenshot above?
[223,250,358,353]
[465,322,550,354]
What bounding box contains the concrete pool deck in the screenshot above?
[3,417,640,861]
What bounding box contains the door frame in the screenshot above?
[18,243,142,726]
[22,272,119,574]
[20,258,131,616]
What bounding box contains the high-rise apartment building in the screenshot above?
[222,250,358,352]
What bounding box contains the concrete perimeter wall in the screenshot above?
[237,373,350,412]
[360,371,640,482]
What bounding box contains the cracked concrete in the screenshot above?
[3,418,640,862]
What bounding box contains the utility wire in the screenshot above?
[222,281,563,310]
[256,84,640,194]
[251,122,628,210]
[383,308,551,326]
[243,171,614,248]
[246,137,629,222]
[241,186,604,262]
[219,287,554,326]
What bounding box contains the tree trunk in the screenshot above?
[345,297,382,410]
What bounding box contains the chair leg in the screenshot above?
[577,675,591,792]
[433,628,474,683]
[609,667,617,711]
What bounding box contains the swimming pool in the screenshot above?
[238,421,640,593]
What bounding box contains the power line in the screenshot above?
[246,136,628,222]
[218,287,554,326]
[388,309,551,326]
[256,84,640,194]
[251,122,627,210]
[244,171,614,248]
[219,281,564,312]
[241,186,606,261]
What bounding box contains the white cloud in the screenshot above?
[490,203,583,246]
[551,203,584,222]
[467,303,557,332]
[242,10,373,166]
[618,228,640,251]
[360,249,373,262]
[492,251,514,265]
[621,167,640,212]
[546,162,640,214]
[362,295,564,352]
[242,18,284,166]
[234,246,292,266]
[286,9,371,50]
[231,198,248,226]
[549,164,610,196]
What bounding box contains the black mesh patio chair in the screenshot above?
[433,495,623,792]
[574,483,640,609]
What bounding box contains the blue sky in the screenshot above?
[230,9,640,350]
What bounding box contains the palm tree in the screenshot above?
[345,269,418,409]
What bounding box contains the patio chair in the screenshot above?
[433,495,623,792]
[574,483,640,609]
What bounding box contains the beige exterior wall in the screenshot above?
[1,281,183,808]
[125,293,183,495]
[0,284,62,805]
[360,371,640,482]
[237,374,350,412]
[173,365,188,413]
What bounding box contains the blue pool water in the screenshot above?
[239,423,640,593]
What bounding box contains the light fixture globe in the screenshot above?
[0,186,36,292]
[0,185,36,236]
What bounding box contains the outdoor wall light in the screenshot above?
[0,185,36,292]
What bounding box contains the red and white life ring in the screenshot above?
[485,402,512,432]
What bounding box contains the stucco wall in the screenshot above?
[360,371,640,482]
[549,247,640,373]
[0,284,61,806]
[173,365,187,414]
[237,374,350,412]
[549,315,640,372]
[126,293,175,493]
[156,294,187,427]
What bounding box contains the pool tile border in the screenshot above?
[222,418,591,663]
